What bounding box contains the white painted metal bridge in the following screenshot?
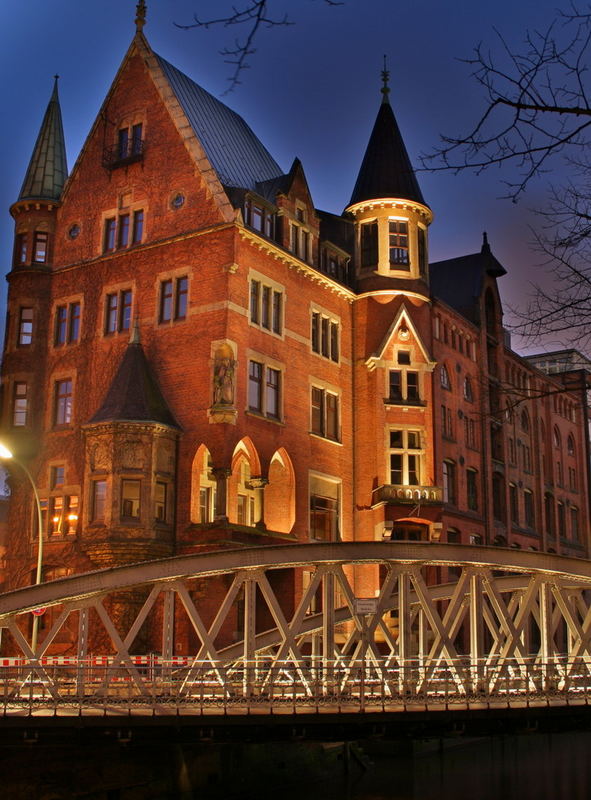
[2,542,591,718]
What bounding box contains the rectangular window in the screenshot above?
[160,279,173,322]
[524,490,535,528]
[12,382,28,427]
[311,311,339,362]
[118,127,129,159]
[92,480,107,522]
[49,496,64,535]
[389,220,409,268]
[418,226,428,276]
[310,474,340,541]
[14,233,27,266]
[199,487,214,524]
[118,214,130,248]
[311,387,339,441]
[121,479,141,519]
[54,379,73,426]
[175,277,188,320]
[248,360,281,420]
[18,307,33,346]
[105,290,132,334]
[249,278,283,335]
[132,210,144,244]
[155,482,167,522]
[244,198,275,237]
[571,507,580,541]
[50,466,65,489]
[441,404,453,439]
[509,483,519,524]
[104,218,116,252]
[32,231,48,264]
[360,221,378,267]
[55,302,80,345]
[558,501,566,537]
[467,469,478,511]
[66,495,79,534]
[131,123,143,155]
[443,460,456,505]
[389,429,423,486]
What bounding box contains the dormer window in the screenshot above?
[290,205,311,262]
[389,220,409,269]
[244,197,275,238]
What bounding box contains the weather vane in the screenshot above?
[381,55,390,102]
[135,0,147,33]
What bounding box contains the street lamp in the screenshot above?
[0,443,44,652]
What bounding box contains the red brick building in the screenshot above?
[2,9,590,611]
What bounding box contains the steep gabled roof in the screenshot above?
[155,54,283,192]
[429,234,507,325]
[90,341,179,428]
[349,95,425,208]
[19,77,68,203]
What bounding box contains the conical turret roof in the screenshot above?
[349,91,425,208]
[19,77,68,203]
[90,339,179,428]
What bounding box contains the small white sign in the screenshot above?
[354,598,379,616]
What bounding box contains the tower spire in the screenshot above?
[381,55,390,105]
[135,0,147,33]
[18,76,68,203]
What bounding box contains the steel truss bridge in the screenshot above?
[2,542,591,720]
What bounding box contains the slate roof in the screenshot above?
[90,341,179,428]
[19,78,68,203]
[156,54,284,192]
[349,98,425,208]
[429,238,506,326]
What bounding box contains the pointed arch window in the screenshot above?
[440,364,451,390]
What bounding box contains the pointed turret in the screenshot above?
[349,68,424,208]
[90,339,179,428]
[346,63,432,290]
[19,76,68,204]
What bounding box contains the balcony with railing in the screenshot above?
[102,139,145,170]
[373,484,443,505]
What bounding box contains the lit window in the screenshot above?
[311,386,339,441]
[389,220,409,268]
[311,311,339,362]
[105,290,132,334]
[54,379,73,426]
[389,429,423,486]
[121,479,141,519]
[92,480,107,522]
[18,307,33,346]
[12,382,28,427]
[159,277,188,323]
[54,302,81,345]
[249,278,283,335]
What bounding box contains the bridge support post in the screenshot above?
[398,571,411,695]
[469,571,484,693]
[243,577,257,697]
[76,608,89,698]
[322,570,335,695]
[539,581,556,691]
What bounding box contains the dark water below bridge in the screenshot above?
[3,729,591,798]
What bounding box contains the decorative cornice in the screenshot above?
[82,421,180,436]
[346,197,433,222]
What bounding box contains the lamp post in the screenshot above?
[0,444,44,653]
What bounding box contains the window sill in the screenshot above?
[245,410,284,426]
[384,399,425,408]
[248,321,284,340]
[309,432,342,446]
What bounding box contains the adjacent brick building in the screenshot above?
[2,8,590,621]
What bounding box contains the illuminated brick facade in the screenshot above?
[2,22,590,618]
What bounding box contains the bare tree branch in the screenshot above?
[176,1,343,92]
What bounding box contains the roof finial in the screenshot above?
[135,0,147,33]
[482,231,491,254]
[130,313,141,344]
[381,55,390,104]
[52,75,59,98]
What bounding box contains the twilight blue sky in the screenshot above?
[0,0,570,352]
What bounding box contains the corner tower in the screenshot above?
[345,65,432,294]
[10,76,68,270]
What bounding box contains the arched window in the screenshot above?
[553,426,561,449]
[520,409,530,433]
[440,364,451,390]
[567,434,575,456]
[442,460,456,504]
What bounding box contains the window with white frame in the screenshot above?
[389,220,409,268]
[249,276,283,335]
[389,429,423,486]
[388,350,421,404]
[311,386,339,441]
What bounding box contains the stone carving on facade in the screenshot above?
[209,342,238,424]
[121,440,145,469]
[89,440,110,471]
